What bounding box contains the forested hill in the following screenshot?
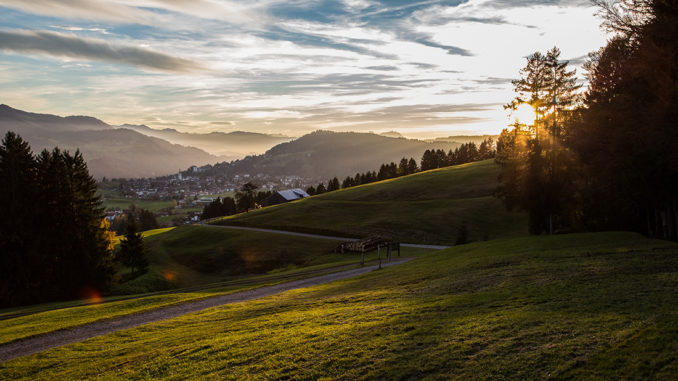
[0,105,222,179]
[209,130,462,179]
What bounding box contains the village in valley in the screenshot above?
[100,164,316,226]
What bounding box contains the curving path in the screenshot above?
[0,258,411,363]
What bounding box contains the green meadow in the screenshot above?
[113,225,349,295]
[0,225,431,346]
[214,160,528,244]
[2,232,676,379]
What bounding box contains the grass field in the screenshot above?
[0,245,431,347]
[2,232,676,379]
[214,160,527,244]
[111,225,349,295]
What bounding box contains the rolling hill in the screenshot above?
[212,130,463,180]
[0,105,223,179]
[214,159,528,244]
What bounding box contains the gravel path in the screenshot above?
[0,258,411,363]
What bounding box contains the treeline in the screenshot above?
[0,132,114,307]
[109,206,158,234]
[497,1,678,239]
[307,140,496,195]
[200,183,272,220]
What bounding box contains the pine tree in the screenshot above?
[117,220,148,277]
[407,158,418,174]
[398,157,409,175]
[0,132,38,306]
[342,176,354,188]
[327,177,340,191]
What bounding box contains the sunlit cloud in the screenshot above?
[0,0,609,138]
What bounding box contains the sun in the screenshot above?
[511,103,537,126]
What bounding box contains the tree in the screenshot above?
[407,157,419,174]
[0,132,38,306]
[138,209,158,231]
[421,150,436,170]
[342,176,354,188]
[315,183,327,194]
[398,157,409,175]
[236,182,258,212]
[306,185,316,195]
[327,177,340,191]
[564,0,678,239]
[117,220,148,277]
[478,138,496,159]
[497,47,581,234]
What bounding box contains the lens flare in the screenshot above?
[80,286,103,305]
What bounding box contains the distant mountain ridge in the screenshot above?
[0,105,222,179]
[119,123,292,159]
[211,130,463,179]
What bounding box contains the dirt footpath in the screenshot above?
[0,258,411,363]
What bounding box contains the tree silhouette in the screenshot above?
[117,220,148,278]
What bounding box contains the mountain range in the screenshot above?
[120,124,291,159]
[1,105,492,180]
[0,105,284,179]
[210,130,464,179]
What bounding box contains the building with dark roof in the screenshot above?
[262,188,310,206]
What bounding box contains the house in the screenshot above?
[262,188,310,206]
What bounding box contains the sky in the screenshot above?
[0,0,609,139]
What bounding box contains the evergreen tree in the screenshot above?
[497,47,580,234]
[398,157,409,175]
[315,183,327,194]
[0,132,38,306]
[117,220,148,277]
[327,177,340,191]
[236,182,258,212]
[138,209,158,231]
[306,185,316,195]
[407,157,419,174]
[342,176,354,188]
[421,150,436,170]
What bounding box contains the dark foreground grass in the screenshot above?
[2,232,677,379]
[214,160,527,244]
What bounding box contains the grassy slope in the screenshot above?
[3,232,677,379]
[215,160,527,244]
[110,225,361,295]
[0,224,431,344]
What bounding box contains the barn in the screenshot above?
[262,188,310,206]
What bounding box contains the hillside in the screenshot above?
[0,105,223,178]
[120,124,291,159]
[215,159,527,244]
[215,130,462,179]
[109,225,429,295]
[3,232,677,378]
